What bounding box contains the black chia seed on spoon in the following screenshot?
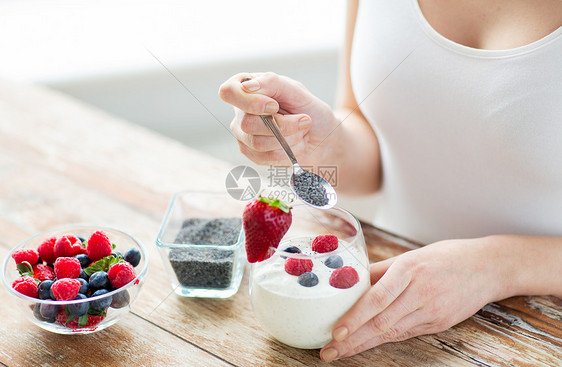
[293,170,329,206]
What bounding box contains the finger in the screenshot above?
[236,141,288,166]
[240,72,312,108]
[239,113,312,136]
[219,73,279,115]
[322,288,420,359]
[232,121,307,153]
[369,257,396,284]
[320,312,428,362]
[340,320,432,359]
[331,262,413,343]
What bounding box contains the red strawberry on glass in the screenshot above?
[242,196,292,263]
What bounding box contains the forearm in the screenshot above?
[484,235,562,299]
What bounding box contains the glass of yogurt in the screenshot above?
[249,205,370,349]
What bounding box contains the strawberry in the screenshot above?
[284,257,313,276]
[12,276,39,298]
[242,197,292,263]
[56,310,105,329]
[37,237,57,264]
[54,235,81,259]
[329,266,359,289]
[11,249,39,265]
[33,264,56,281]
[87,231,112,262]
[311,234,339,253]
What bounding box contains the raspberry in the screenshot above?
[54,235,81,258]
[54,257,81,279]
[108,262,136,288]
[56,310,105,329]
[311,235,339,253]
[11,249,39,265]
[87,231,112,262]
[284,257,313,276]
[51,278,81,300]
[12,276,39,298]
[329,266,359,289]
[37,237,57,264]
[33,264,56,281]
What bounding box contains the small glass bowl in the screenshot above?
[2,226,148,335]
[156,191,246,298]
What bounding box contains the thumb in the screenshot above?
[241,72,314,112]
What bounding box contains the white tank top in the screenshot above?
[351,0,562,243]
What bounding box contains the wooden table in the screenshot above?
[0,79,560,367]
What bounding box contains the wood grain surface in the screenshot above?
[0,79,560,367]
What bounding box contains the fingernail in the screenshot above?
[241,79,260,92]
[264,102,278,114]
[298,117,311,130]
[321,348,338,362]
[333,326,348,341]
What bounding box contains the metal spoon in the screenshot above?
[259,114,337,209]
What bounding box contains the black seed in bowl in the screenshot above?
[168,217,242,289]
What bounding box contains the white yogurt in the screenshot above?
[250,237,370,349]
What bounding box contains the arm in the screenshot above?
[218,0,381,194]
[320,235,562,362]
[327,0,381,194]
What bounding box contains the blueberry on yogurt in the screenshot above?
[297,272,319,287]
[324,255,343,269]
[281,246,301,259]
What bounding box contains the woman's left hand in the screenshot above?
[320,237,512,362]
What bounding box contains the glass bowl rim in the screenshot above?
[256,204,364,260]
[155,190,245,249]
[2,224,149,305]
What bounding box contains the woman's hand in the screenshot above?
[218,72,339,166]
[320,237,513,362]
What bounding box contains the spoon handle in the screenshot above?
[260,115,299,166]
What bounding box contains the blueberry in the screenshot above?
[79,269,89,281]
[77,236,86,244]
[112,251,124,260]
[77,278,89,294]
[39,303,58,321]
[89,271,109,291]
[110,290,130,309]
[124,248,141,267]
[75,254,91,268]
[67,293,89,317]
[298,272,319,287]
[90,289,112,312]
[281,246,301,259]
[33,303,49,322]
[325,255,343,269]
[47,279,58,300]
[38,280,54,300]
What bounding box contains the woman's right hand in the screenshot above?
[218,72,339,166]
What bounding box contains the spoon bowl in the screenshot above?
[259,115,337,209]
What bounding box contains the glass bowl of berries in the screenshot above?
[1,225,148,334]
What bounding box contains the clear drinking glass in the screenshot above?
[250,204,370,349]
